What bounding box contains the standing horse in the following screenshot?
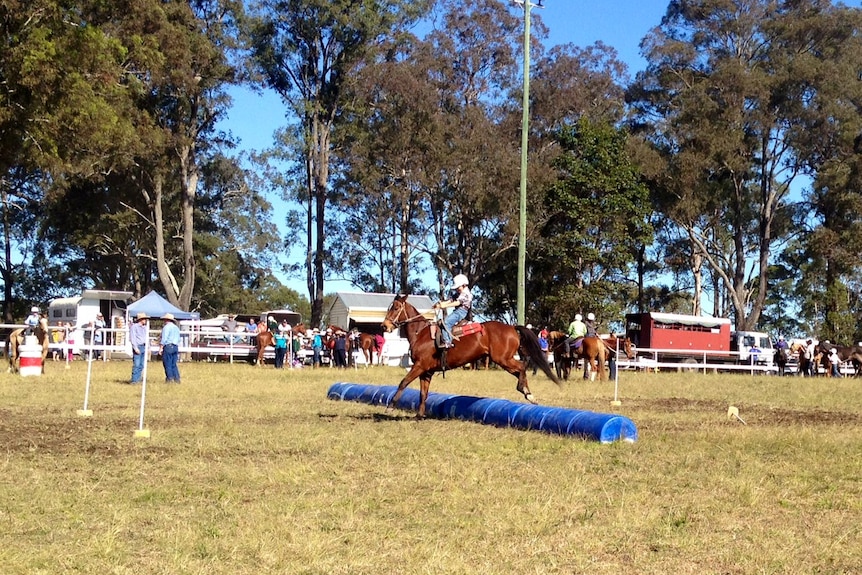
[353,332,381,366]
[255,330,274,366]
[7,317,51,374]
[382,294,561,418]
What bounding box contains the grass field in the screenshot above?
[1,358,861,574]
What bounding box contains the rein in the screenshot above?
[387,301,429,328]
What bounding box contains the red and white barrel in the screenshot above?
[19,336,43,377]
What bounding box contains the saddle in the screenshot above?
[564,337,584,354]
[433,319,483,348]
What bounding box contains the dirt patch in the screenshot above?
[636,397,861,426]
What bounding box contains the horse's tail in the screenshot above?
[516,325,562,387]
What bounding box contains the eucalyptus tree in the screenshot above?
[628,0,859,330]
[0,0,140,319]
[328,32,438,295]
[501,40,632,323]
[417,0,527,303]
[780,4,862,342]
[244,0,430,325]
[529,118,652,328]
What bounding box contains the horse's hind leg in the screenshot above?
[496,357,537,404]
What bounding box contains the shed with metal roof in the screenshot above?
[328,292,435,331]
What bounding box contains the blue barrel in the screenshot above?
[325,383,637,442]
[472,398,517,427]
[509,404,555,432]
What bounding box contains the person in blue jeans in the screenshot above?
[159,313,181,383]
[274,332,287,368]
[434,274,473,348]
[129,312,149,384]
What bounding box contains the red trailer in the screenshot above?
[625,312,733,363]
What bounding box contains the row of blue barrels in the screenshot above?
[326,382,637,443]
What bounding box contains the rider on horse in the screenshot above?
[25,306,41,336]
[564,313,588,352]
[433,273,473,349]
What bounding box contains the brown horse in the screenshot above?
[549,333,631,381]
[352,332,382,365]
[381,294,561,418]
[7,317,50,374]
[817,341,862,377]
[255,330,274,366]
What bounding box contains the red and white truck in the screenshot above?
[624,311,774,371]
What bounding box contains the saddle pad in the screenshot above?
[454,322,483,337]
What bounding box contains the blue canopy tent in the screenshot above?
[126,291,199,321]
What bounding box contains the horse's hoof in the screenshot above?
[525,393,537,405]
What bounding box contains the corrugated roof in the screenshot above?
[335,292,435,311]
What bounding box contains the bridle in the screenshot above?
[386,299,428,328]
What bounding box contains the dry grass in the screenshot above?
[1,359,861,574]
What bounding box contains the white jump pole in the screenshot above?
[76,326,97,417]
[135,325,151,438]
[610,337,622,407]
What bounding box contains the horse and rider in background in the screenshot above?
[7,315,51,374]
[549,331,634,381]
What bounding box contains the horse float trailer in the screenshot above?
[624,312,774,373]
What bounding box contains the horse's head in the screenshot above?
[382,294,413,333]
[293,323,307,335]
[617,335,636,359]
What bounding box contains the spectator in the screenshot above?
[274,331,288,368]
[333,330,348,368]
[92,313,106,360]
[51,324,64,361]
[129,312,149,384]
[246,318,257,346]
[828,347,841,377]
[222,314,239,344]
[534,329,549,376]
[159,313,181,383]
[311,328,323,368]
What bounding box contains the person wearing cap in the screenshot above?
[159,313,181,383]
[775,335,788,350]
[129,312,149,384]
[24,306,41,336]
[433,273,473,348]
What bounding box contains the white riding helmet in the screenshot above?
[30,306,40,313]
[575,314,583,322]
[452,274,469,288]
[587,312,595,321]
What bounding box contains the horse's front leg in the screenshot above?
[417,375,431,419]
[388,364,423,411]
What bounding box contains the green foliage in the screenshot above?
[530,118,652,327]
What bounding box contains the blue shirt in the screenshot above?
[130,321,148,350]
[160,321,180,346]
